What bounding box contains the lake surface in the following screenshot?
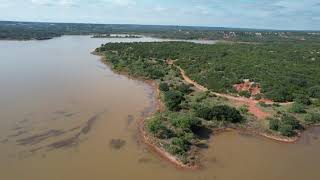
[0,36,320,180]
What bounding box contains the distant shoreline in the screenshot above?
[91,34,142,39]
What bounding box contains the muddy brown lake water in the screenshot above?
[0,36,319,180]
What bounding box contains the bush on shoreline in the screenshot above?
[159,82,170,92]
[269,118,280,131]
[147,115,173,139]
[194,105,243,123]
[269,114,301,137]
[279,124,295,137]
[305,113,320,124]
[164,90,184,111]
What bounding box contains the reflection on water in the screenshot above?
[0,36,319,180]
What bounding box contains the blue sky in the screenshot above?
[0,0,320,30]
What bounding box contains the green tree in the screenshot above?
[294,94,312,105]
[289,103,306,113]
[171,137,190,152]
[239,90,251,98]
[147,117,173,139]
[308,86,320,98]
[279,124,295,137]
[211,105,244,123]
[164,90,184,111]
[305,113,320,124]
[265,87,293,102]
[169,115,201,131]
[194,105,213,120]
[177,83,193,94]
[159,82,169,92]
[281,114,300,130]
[269,118,280,131]
[165,133,194,156]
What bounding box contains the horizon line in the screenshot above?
[1,19,320,32]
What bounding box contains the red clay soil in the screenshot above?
[247,100,270,119]
[234,80,261,96]
[178,66,208,92]
[172,62,272,120]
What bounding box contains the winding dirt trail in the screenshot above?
[171,61,290,119]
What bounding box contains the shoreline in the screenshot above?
[93,51,198,169]
[208,126,301,144]
[92,51,317,170]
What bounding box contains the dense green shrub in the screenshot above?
[289,103,306,113]
[194,105,213,120]
[269,115,301,136]
[305,113,320,124]
[159,82,169,92]
[147,117,173,139]
[281,114,300,130]
[98,41,320,103]
[194,105,243,123]
[239,90,251,98]
[164,90,184,111]
[239,105,249,114]
[169,115,201,131]
[171,137,191,152]
[211,105,243,123]
[165,133,194,156]
[294,94,312,105]
[313,99,320,107]
[165,143,185,155]
[269,118,280,131]
[177,83,193,94]
[279,124,295,137]
[308,86,320,98]
[265,87,293,102]
[148,68,165,79]
[195,92,209,102]
[254,94,263,100]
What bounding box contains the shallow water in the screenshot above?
[0,36,319,180]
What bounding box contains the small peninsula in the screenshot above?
[91,34,142,39]
[95,41,320,167]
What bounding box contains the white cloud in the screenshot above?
[30,0,78,7]
[102,0,136,7]
[312,17,320,21]
[154,6,167,12]
[0,0,13,8]
[1,0,320,30]
[31,0,53,6]
[195,5,210,15]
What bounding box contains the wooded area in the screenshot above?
[96,41,320,102]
